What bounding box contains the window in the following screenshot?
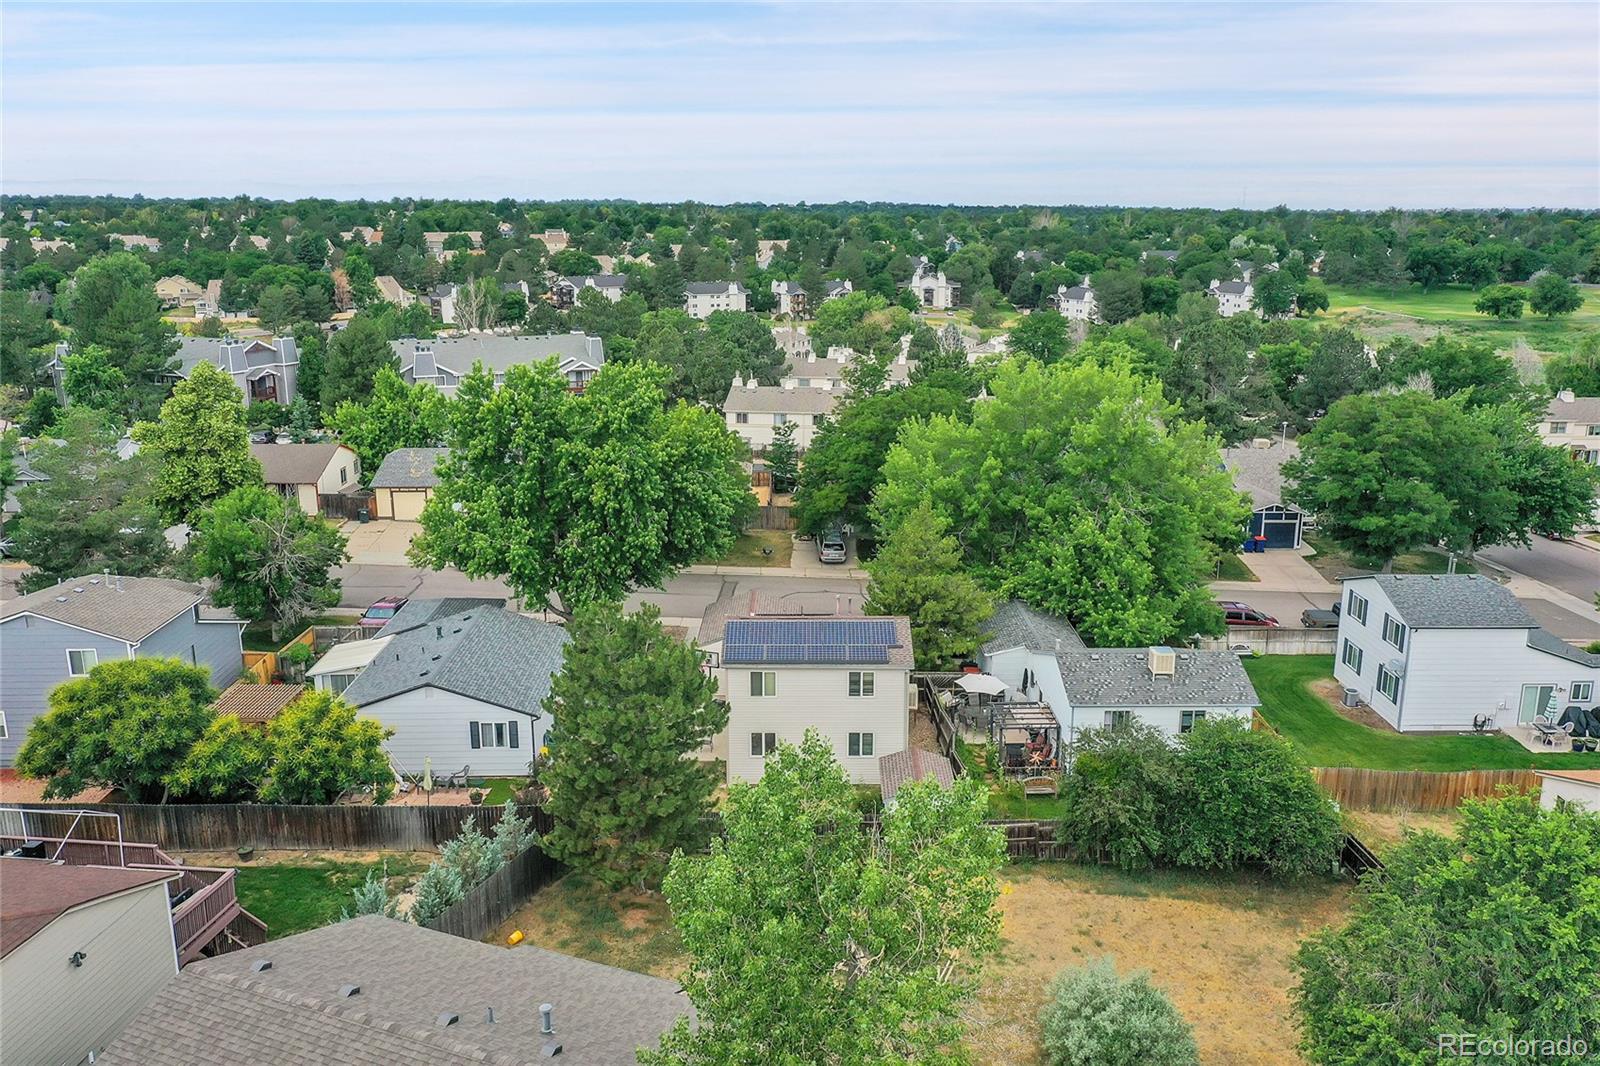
[1105,709,1131,728]
[1549,421,1568,434]
[749,671,776,697]
[469,721,520,749]
[1589,425,1600,437]
[848,732,875,757]
[1341,639,1364,675]
[735,412,749,424]
[774,413,789,426]
[340,466,349,485]
[1376,665,1402,704]
[327,673,355,696]
[1382,614,1407,652]
[0,711,6,739]
[1180,709,1207,733]
[67,649,98,676]
[1573,681,1594,702]
[848,671,875,697]
[1346,590,1369,625]
[750,731,777,757]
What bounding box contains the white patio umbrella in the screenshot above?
[422,756,434,792]
[954,673,1008,697]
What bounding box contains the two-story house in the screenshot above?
[0,576,245,766]
[1053,276,1100,322]
[905,258,958,310]
[252,442,361,515]
[52,336,301,406]
[391,333,606,396]
[154,275,202,308]
[822,278,854,303]
[684,281,749,318]
[422,230,484,261]
[1541,391,1600,466]
[1333,574,1600,732]
[723,375,837,452]
[374,275,416,307]
[715,614,914,785]
[1208,278,1255,317]
[771,280,807,318]
[551,274,627,308]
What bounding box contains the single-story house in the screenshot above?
[1333,574,1600,732]
[340,606,570,775]
[370,447,449,521]
[212,681,305,724]
[97,915,693,1066]
[376,597,508,637]
[392,333,606,395]
[1537,768,1600,813]
[1,860,181,1066]
[0,576,244,766]
[251,442,360,515]
[1221,440,1305,549]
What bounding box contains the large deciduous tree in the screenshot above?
[1473,284,1526,320]
[413,361,751,616]
[63,252,180,420]
[16,657,218,803]
[328,366,450,479]
[863,501,993,669]
[189,485,349,641]
[1007,308,1072,364]
[1528,273,1583,318]
[1293,794,1600,1064]
[540,602,727,888]
[320,314,400,410]
[643,733,1006,1065]
[874,359,1244,646]
[11,408,171,592]
[133,361,264,526]
[257,690,394,804]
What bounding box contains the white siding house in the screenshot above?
[1537,769,1600,812]
[722,375,837,453]
[684,281,749,318]
[251,442,360,515]
[906,259,958,309]
[1208,278,1255,317]
[1541,391,1600,467]
[1053,277,1100,322]
[1333,575,1600,732]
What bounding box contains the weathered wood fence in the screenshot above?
[1312,767,1540,811]
[1198,628,1337,655]
[989,819,1071,861]
[3,802,526,851]
[424,845,565,941]
[752,504,796,531]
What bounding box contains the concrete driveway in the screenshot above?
[340,520,420,566]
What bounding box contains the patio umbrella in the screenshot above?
[954,674,1008,696]
[422,756,434,792]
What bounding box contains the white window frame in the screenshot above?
[1346,589,1368,625]
[1180,708,1207,733]
[848,731,875,757]
[1105,709,1131,728]
[750,731,777,757]
[1341,639,1364,675]
[749,671,776,697]
[0,711,7,739]
[66,648,99,676]
[1549,421,1568,434]
[327,672,356,695]
[1381,614,1407,652]
[773,412,789,426]
[848,671,875,697]
[1572,681,1594,703]
[1376,665,1402,704]
[735,412,749,424]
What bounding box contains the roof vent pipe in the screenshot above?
[540,1003,555,1035]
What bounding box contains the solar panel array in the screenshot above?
[723,618,897,665]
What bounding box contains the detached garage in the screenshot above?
[370,447,448,521]
[1222,441,1305,550]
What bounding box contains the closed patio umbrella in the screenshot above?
[954,674,1008,696]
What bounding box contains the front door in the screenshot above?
[1519,684,1555,724]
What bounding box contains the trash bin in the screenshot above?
[357,508,370,523]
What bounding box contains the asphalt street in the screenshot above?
[1477,537,1599,605]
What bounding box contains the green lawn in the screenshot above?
[234,855,430,938]
[1303,533,1475,583]
[1322,283,1600,355]
[474,777,525,805]
[241,613,363,653]
[1245,655,1600,770]
[707,529,792,567]
[1215,554,1258,582]
[957,739,1068,820]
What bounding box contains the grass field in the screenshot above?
[709,529,793,567]
[1215,554,1259,582]
[224,853,430,938]
[1302,533,1474,582]
[1322,282,1600,355]
[1244,655,1600,770]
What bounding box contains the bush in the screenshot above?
[439,819,503,887]
[341,864,399,920]
[491,800,538,863]
[1040,959,1198,1066]
[407,860,465,926]
[1057,722,1176,871]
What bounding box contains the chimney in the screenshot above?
[1557,389,1575,403]
[1147,646,1176,678]
[540,1003,555,1035]
[732,374,744,389]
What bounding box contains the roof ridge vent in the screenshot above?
[251,959,272,972]
[338,984,360,998]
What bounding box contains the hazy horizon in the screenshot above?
[5,2,1597,210]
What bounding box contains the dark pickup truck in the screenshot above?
[1300,603,1342,628]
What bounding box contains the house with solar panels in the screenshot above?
[718,614,915,785]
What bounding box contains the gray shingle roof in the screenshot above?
[1212,280,1250,295]
[252,442,350,486]
[1527,628,1600,668]
[0,575,235,643]
[392,334,606,376]
[981,600,1085,656]
[1055,648,1259,708]
[343,608,568,717]
[369,447,449,489]
[96,915,690,1066]
[1221,442,1301,510]
[721,384,838,415]
[1353,574,1538,629]
[378,596,508,636]
[1545,394,1600,424]
[561,274,628,290]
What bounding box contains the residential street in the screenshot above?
[1477,537,1600,605]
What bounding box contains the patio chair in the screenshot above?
[442,764,470,789]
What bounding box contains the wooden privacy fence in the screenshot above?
[424,845,564,941]
[1198,628,1337,655]
[1312,767,1540,811]
[241,651,275,684]
[752,504,796,531]
[989,819,1071,861]
[5,802,522,851]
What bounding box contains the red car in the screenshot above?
[1217,601,1279,627]
[359,597,408,629]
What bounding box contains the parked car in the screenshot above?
[359,596,408,628]
[817,528,848,564]
[1300,602,1342,628]
[1217,600,1279,627]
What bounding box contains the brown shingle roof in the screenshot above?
[0,575,214,643]
[878,748,956,805]
[1,859,177,957]
[213,682,305,724]
[251,442,351,486]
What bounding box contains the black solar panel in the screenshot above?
[723,618,897,664]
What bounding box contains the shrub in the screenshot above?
[1056,722,1177,871]
[1039,959,1198,1066]
[407,860,465,927]
[491,800,538,863]
[341,864,399,920]
[439,818,503,888]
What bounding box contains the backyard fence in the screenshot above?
[751,504,797,531]
[988,819,1072,861]
[423,844,565,941]
[1312,767,1540,811]
[1198,628,1337,655]
[3,802,535,851]
[320,490,374,522]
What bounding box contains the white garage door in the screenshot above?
[392,490,429,522]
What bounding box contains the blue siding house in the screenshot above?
[0,576,245,766]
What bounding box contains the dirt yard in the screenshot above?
[968,865,1351,1066]
[1342,809,1461,855]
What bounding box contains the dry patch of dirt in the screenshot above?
[175,848,436,867]
[1310,678,1396,732]
[967,866,1351,1066]
[491,873,686,981]
[1343,809,1460,855]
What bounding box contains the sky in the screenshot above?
[3,2,1597,209]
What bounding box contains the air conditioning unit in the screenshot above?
[1342,687,1361,708]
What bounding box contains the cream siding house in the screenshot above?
[1541,391,1600,466]
[906,258,958,309]
[1333,574,1600,732]
[684,281,749,318]
[369,447,447,521]
[1537,769,1600,812]
[723,375,837,452]
[154,275,202,307]
[771,280,807,318]
[251,442,360,515]
[0,862,180,1066]
[374,274,416,307]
